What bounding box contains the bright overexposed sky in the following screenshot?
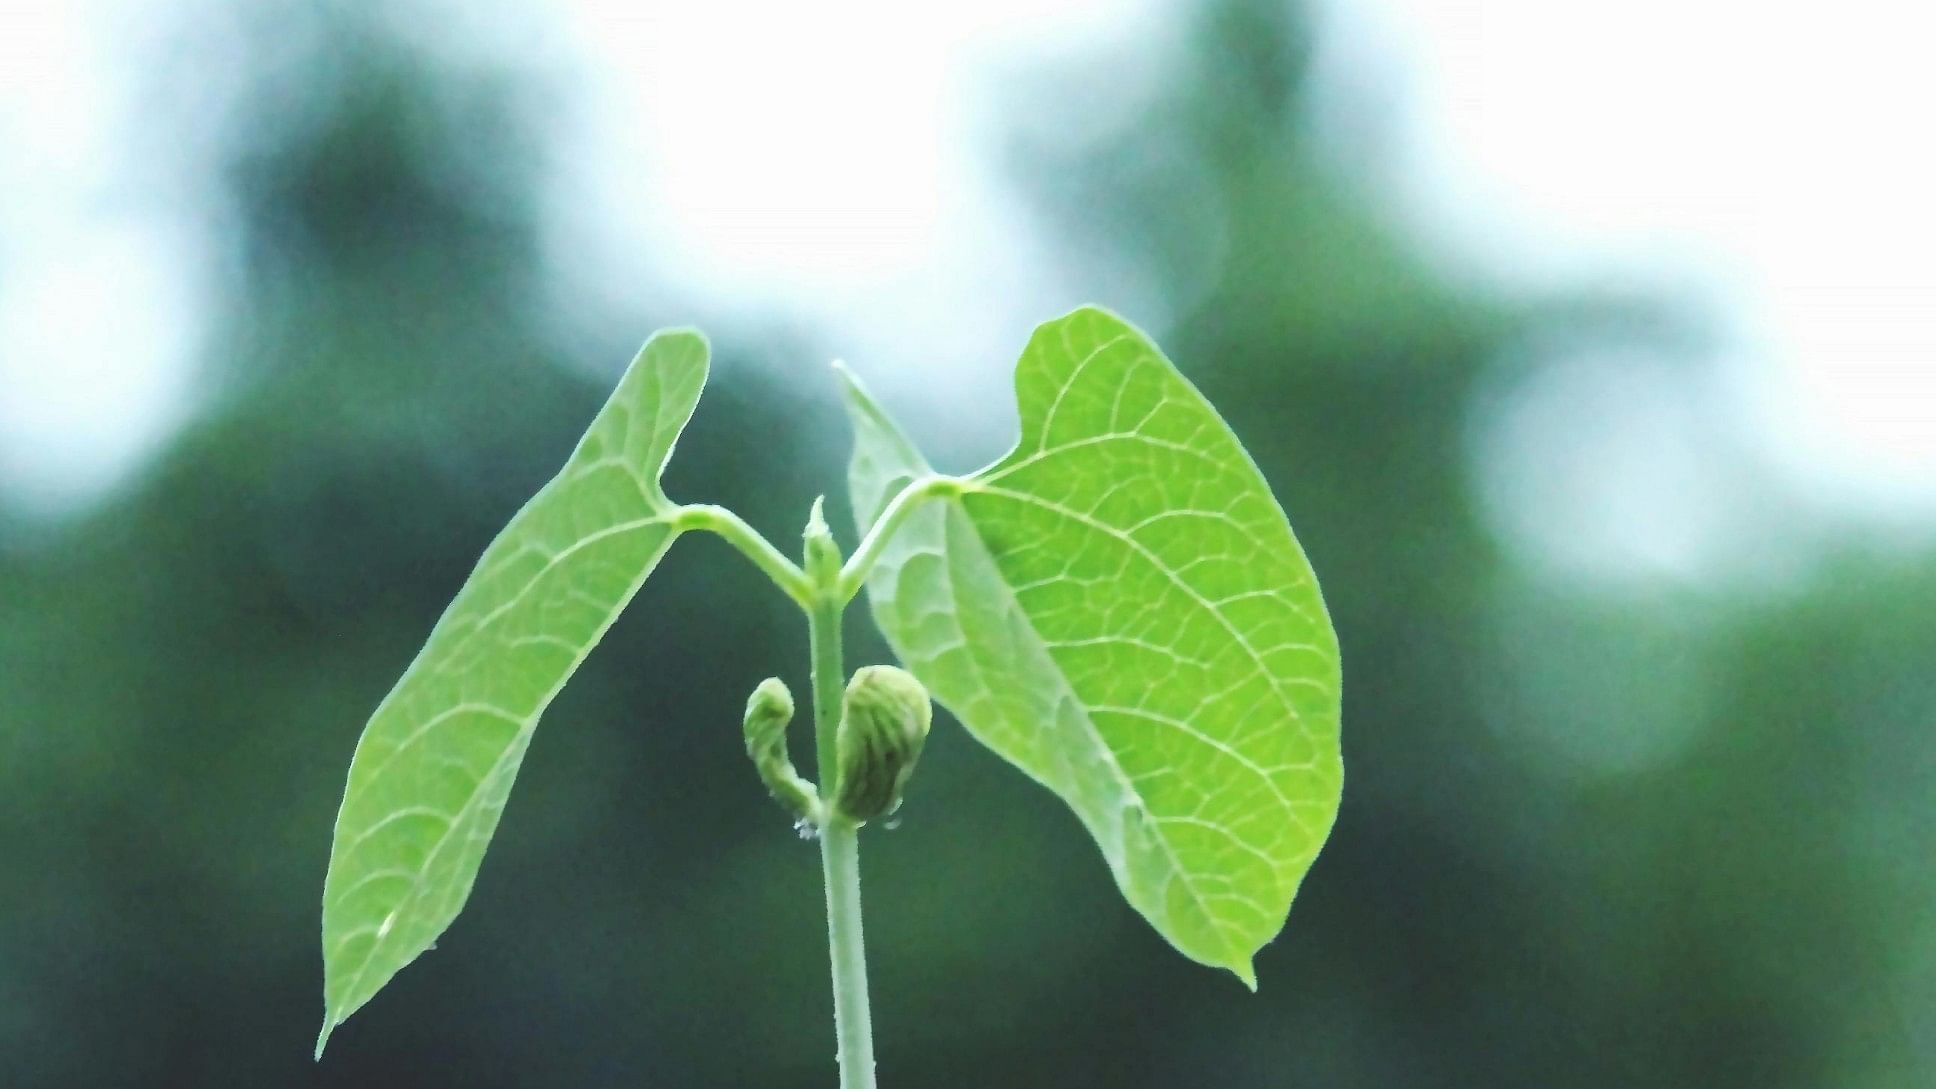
[1317,0,1936,522]
[1,0,1931,559]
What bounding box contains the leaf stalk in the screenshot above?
[676,504,814,606]
[836,475,966,602]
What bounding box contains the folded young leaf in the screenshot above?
[841,307,1341,985]
[317,331,708,1055]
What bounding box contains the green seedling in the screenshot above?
[316,306,1343,1087]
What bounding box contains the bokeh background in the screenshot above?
[4,1,1933,1085]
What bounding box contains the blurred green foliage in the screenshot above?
[2,1,1930,1086]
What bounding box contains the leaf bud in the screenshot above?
[803,495,842,584]
[833,665,932,824]
[743,677,818,820]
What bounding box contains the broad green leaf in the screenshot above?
[841,306,1341,985]
[317,331,708,1054]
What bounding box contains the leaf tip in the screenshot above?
[314,1018,335,1061]
[830,359,868,407]
[1046,302,1138,335]
[646,324,711,350]
[1233,960,1260,992]
[830,360,910,445]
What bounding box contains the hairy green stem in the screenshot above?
[676,504,813,606]
[806,516,877,1089]
[836,474,966,603]
[819,819,874,1089]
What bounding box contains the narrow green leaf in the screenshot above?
[317,331,708,1054]
[840,307,1341,985]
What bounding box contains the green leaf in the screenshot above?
[840,306,1341,985]
[317,331,708,1055]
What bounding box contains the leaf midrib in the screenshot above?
[933,502,1263,968]
[325,520,684,1021]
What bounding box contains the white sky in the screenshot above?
[0,0,206,512]
[1320,0,1936,521]
[1,0,1931,563]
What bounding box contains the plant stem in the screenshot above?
[807,591,846,785]
[806,523,877,1089]
[819,821,875,1089]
